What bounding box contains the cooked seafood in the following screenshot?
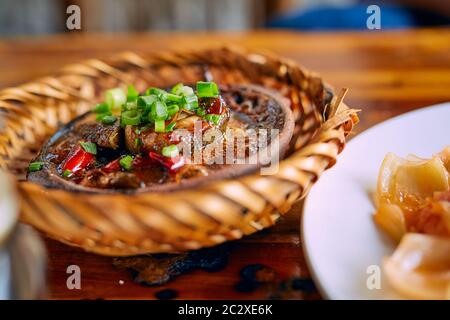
[27,82,293,192]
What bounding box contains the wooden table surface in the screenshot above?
[1,29,449,299]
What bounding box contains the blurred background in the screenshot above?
[0,0,448,36]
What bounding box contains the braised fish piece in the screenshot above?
[27,82,294,192]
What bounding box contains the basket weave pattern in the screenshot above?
[0,47,357,256]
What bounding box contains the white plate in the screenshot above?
[302,102,450,300]
[0,170,18,299]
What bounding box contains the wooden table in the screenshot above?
[1,29,449,299]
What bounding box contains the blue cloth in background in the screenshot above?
[266,5,450,30]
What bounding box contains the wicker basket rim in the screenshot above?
[0,46,359,255]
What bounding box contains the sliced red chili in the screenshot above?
[149,151,186,173]
[62,145,95,175]
[201,97,224,115]
[102,158,121,173]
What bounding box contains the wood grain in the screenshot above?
[1,29,449,299]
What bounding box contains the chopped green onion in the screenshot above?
[93,103,109,114]
[28,161,44,172]
[180,86,194,96]
[196,81,219,98]
[150,101,168,121]
[162,144,179,158]
[166,122,176,132]
[167,104,179,117]
[172,83,195,96]
[101,115,117,125]
[63,169,72,178]
[105,88,127,110]
[79,141,97,155]
[184,94,198,103]
[138,95,157,108]
[123,101,137,111]
[121,110,141,126]
[166,93,183,103]
[119,155,134,171]
[138,95,158,119]
[96,112,111,121]
[183,103,198,111]
[154,119,165,133]
[205,114,221,125]
[127,84,139,102]
[171,83,184,94]
[182,94,199,110]
[196,108,206,117]
[146,87,167,100]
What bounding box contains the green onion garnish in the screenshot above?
[96,113,111,121]
[146,87,167,100]
[28,161,44,172]
[184,94,198,103]
[166,122,176,132]
[182,94,199,111]
[105,88,126,110]
[139,96,158,119]
[127,84,139,102]
[119,155,133,171]
[137,95,157,108]
[150,101,168,121]
[205,114,221,125]
[79,141,97,155]
[101,115,117,125]
[123,101,137,111]
[162,144,179,158]
[121,110,141,126]
[196,81,219,98]
[93,103,109,114]
[94,83,224,135]
[180,86,194,96]
[196,108,206,117]
[154,119,165,133]
[171,83,183,94]
[167,104,179,117]
[63,169,72,178]
[172,83,195,96]
[166,93,183,103]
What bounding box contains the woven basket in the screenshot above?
[0,47,358,256]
